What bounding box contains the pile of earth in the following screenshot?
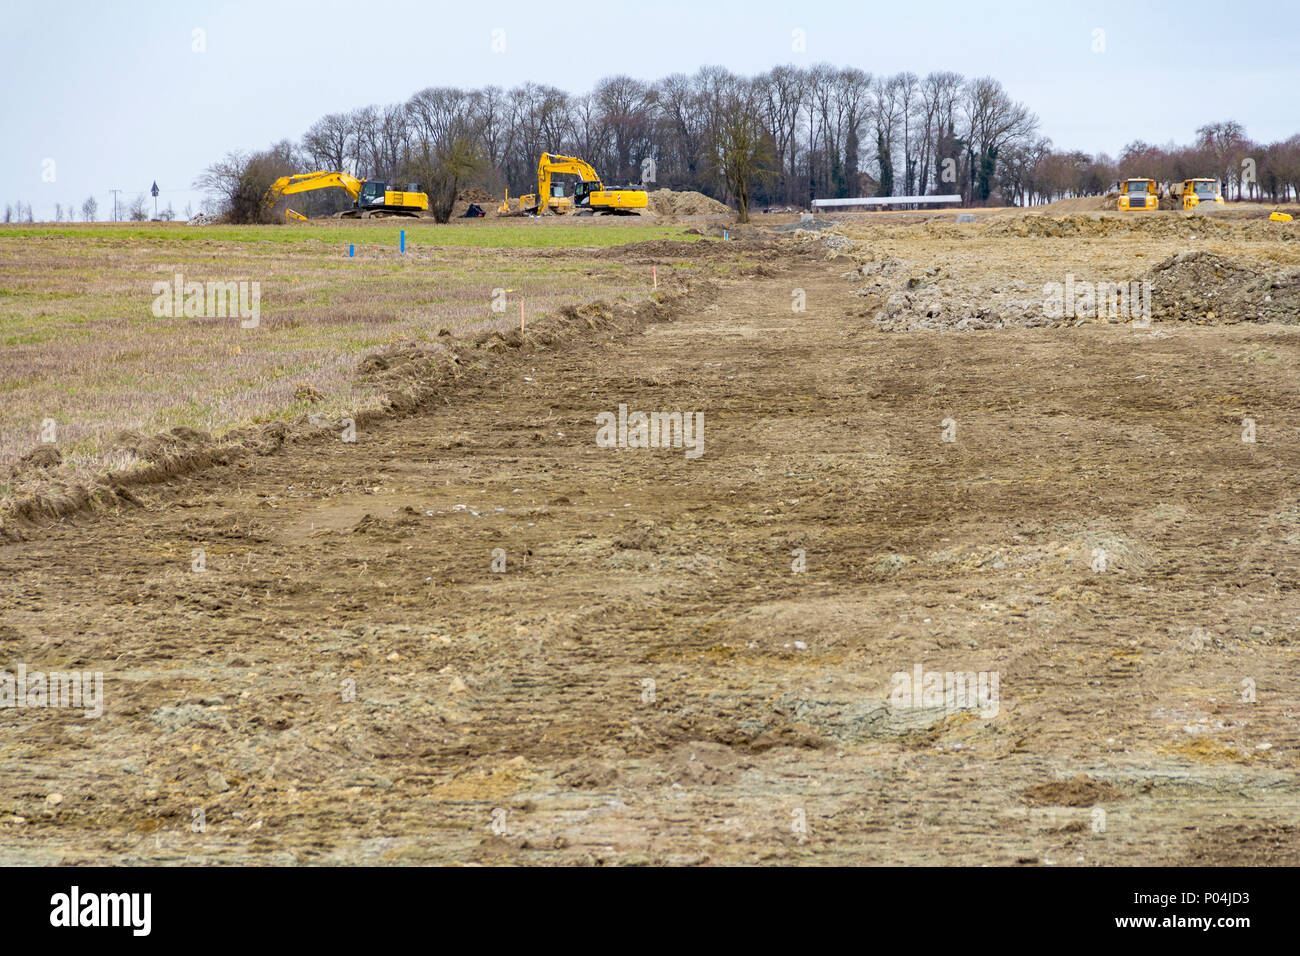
[457,186,497,204]
[645,189,733,217]
[871,271,1052,331]
[983,212,1291,243]
[842,253,912,296]
[1034,194,1118,214]
[778,226,857,255]
[452,186,500,218]
[868,261,1050,332]
[1141,251,1300,324]
[774,218,836,232]
[984,215,1125,239]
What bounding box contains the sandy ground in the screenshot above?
[1,220,1299,865]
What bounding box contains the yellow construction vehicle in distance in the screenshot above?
[1170,178,1224,210]
[262,171,430,219]
[511,154,647,215]
[1118,178,1158,211]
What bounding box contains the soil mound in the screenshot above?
[1143,250,1300,324]
[645,189,732,217]
[1035,195,1117,214]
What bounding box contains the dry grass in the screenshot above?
[0,226,695,483]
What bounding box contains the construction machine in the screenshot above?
[1169,178,1225,210]
[1118,178,1158,211]
[511,154,647,215]
[261,171,430,219]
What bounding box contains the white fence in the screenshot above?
[812,195,962,209]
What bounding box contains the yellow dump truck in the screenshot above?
[1118,178,1158,211]
[1170,178,1224,210]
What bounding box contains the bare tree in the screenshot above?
[895,72,920,194]
[194,150,294,223]
[302,112,352,172]
[82,195,97,221]
[756,66,807,204]
[712,80,770,222]
[872,75,904,196]
[961,76,1038,203]
[594,75,655,184]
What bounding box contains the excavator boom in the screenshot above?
[263,171,364,206]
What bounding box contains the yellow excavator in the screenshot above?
[510,154,647,215]
[262,171,430,219]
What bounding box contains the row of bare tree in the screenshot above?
[5,195,192,223]
[197,65,1299,221]
[1004,122,1300,205]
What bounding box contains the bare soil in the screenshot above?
[2,229,1299,865]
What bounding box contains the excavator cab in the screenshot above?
[358,181,388,208]
[352,180,429,217]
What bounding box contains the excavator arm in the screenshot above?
[262,171,365,208]
[535,153,602,214]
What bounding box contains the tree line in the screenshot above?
[189,65,1297,221]
[4,195,189,223]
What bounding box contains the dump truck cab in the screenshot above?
[1118,178,1158,211]
[1181,178,1224,210]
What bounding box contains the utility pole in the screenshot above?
[109,189,121,222]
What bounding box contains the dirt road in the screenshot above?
[2,243,1298,864]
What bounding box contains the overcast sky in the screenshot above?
[2,0,1295,220]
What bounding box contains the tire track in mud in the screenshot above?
[1,250,1299,865]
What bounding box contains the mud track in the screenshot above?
[2,251,1299,865]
